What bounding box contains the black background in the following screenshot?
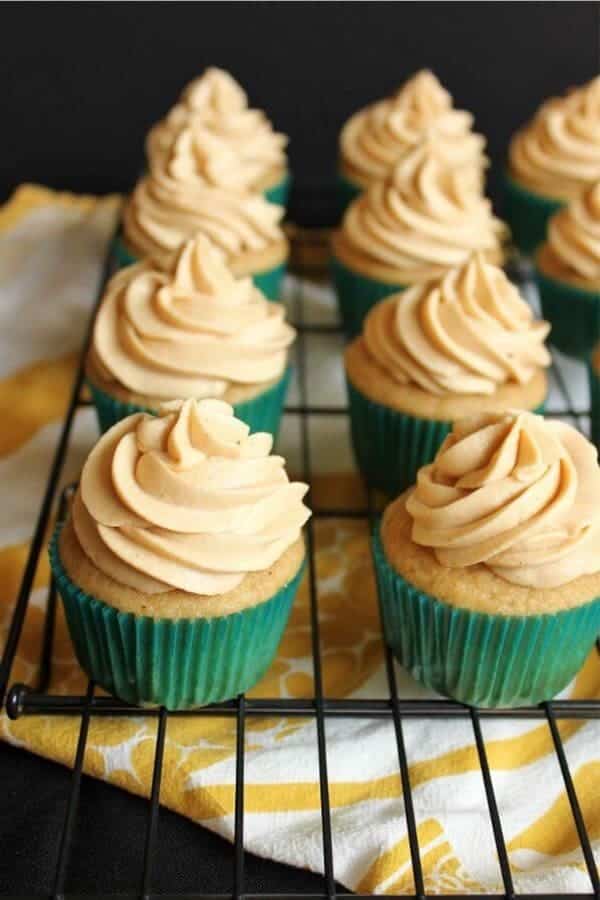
[2,2,599,223]
[1,3,599,896]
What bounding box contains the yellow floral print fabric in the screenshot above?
[0,186,599,893]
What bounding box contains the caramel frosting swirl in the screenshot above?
[146,67,287,191]
[91,235,295,400]
[546,181,600,281]
[406,410,600,588]
[121,168,285,271]
[341,142,506,282]
[341,69,487,186]
[509,76,600,201]
[74,399,310,596]
[364,254,550,395]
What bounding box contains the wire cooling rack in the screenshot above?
[0,237,599,900]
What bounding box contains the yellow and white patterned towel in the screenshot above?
[1,185,599,894]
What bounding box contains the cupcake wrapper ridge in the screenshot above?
[88,367,292,436]
[110,233,286,301]
[49,525,305,710]
[347,378,545,497]
[331,254,407,339]
[535,265,600,360]
[503,172,564,257]
[372,527,600,708]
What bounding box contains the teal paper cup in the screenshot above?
[110,233,286,301]
[264,172,291,207]
[347,378,546,497]
[331,255,407,338]
[50,525,304,710]
[372,526,600,707]
[535,263,600,359]
[88,367,292,436]
[336,170,363,220]
[503,172,564,256]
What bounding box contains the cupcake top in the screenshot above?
[121,168,285,271]
[543,181,600,283]
[405,410,600,588]
[75,398,310,596]
[363,254,551,395]
[340,69,487,187]
[90,234,295,400]
[338,142,506,284]
[146,67,287,192]
[509,75,600,201]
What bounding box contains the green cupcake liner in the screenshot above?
[588,361,600,451]
[264,172,291,207]
[372,527,600,707]
[331,254,407,339]
[347,379,451,495]
[87,367,292,436]
[503,172,564,257]
[110,233,286,301]
[535,264,600,359]
[336,170,363,220]
[49,524,304,709]
[347,378,545,497]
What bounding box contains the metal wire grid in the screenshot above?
[0,245,599,900]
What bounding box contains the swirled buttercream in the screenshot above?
[90,234,295,400]
[363,254,550,395]
[121,169,285,271]
[405,410,600,588]
[339,141,506,283]
[545,181,600,281]
[341,69,487,186]
[146,67,287,191]
[74,399,310,596]
[509,76,600,201]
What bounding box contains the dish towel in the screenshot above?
[1,185,599,895]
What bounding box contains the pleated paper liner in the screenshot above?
[503,172,564,256]
[371,527,600,708]
[347,377,545,497]
[49,525,305,710]
[87,367,292,436]
[535,263,600,359]
[331,254,407,339]
[335,170,362,220]
[109,233,287,301]
[264,172,291,207]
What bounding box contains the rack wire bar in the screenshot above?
[1,255,599,899]
[141,708,168,900]
[544,705,600,895]
[470,710,515,899]
[52,680,95,899]
[295,283,337,899]
[234,695,246,900]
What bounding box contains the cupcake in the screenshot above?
[49,398,310,709]
[331,141,506,337]
[116,168,288,300]
[374,410,600,707]
[345,254,550,494]
[338,69,487,216]
[535,182,600,358]
[87,234,295,435]
[146,67,290,206]
[506,75,600,255]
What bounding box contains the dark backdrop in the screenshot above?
[2,2,599,224]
